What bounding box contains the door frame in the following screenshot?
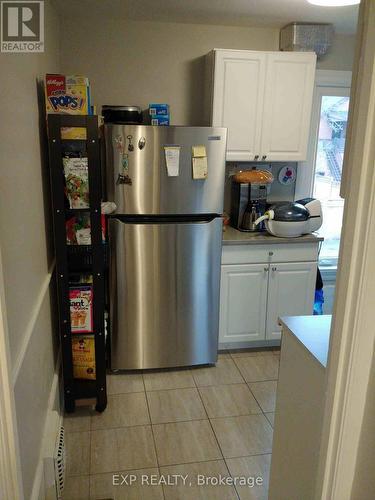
[315,1,375,498]
[0,247,23,499]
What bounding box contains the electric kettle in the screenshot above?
[241,204,259,231]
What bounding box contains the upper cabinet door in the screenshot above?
[260,52,316,162]
[266,261,317,341]
[212,50,266,162]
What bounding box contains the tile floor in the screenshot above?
[63,349,280,500]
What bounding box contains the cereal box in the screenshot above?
[69,286,93,333]
[61,127,87,140]
[45,74,90,114]
[66,214,91,245]
[72,336,96,380]
[63,156,90,209]
[65,214,106,245]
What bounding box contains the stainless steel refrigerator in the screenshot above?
[105,124,227,369]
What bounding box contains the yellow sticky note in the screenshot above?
[192,145,207,157]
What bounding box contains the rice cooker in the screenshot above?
[255,198,323,238]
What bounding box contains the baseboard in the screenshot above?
[219,340,281,350]
[30,354,62,500]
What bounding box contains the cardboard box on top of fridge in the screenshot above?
[151,115,170,126]
[45,74,91,114]
[149,103,169,116]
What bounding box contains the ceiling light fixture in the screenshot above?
[307,0,359,6]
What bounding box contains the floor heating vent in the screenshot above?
[43,411,65,499]
[55,426,65,498]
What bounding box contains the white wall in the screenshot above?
[317,33,356,71]
[60,16,355,125]
[0,0,61,497]
[61,18,279,125]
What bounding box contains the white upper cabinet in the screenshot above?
[210,49,316,162]
[260,52,316,161]
[211,51,266,162]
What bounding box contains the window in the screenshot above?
[295,71,351,271]
[313,95,349,268]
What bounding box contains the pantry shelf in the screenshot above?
[67,244,108,271]
[48,113,107,414]
[65,208,91,214]
[61,139,87,144]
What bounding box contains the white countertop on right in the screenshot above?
[279,315,332,368]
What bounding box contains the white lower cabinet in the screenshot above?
[219,264,268,343]
[219,245,318,346]
[265,262,317,341]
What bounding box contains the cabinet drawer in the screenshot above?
[222,243,319,264]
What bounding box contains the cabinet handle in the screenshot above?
[269,251,274,256]
[254,155,259,160]
[262,155,267,160]
[264,267,269,272]
[272,266,277,272]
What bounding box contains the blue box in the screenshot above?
[149,103,169,116]
[151,115,170,126]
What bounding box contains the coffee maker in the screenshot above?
[230,169,274,232]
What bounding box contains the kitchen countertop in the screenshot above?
[279,315,332,368]
[222,226,324,245]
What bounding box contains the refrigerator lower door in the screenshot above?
[109,217,223,369]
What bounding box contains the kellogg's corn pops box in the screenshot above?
[45,74,91,114]
[72,336,96,380]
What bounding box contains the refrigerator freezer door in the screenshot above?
[105,125,227,215]
[109,217,223,369]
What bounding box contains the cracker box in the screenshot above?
[45,74,90,114]
[149,103,169,116]
[72,335,96,380]
[69,286,93,333]
[151,115,170,126]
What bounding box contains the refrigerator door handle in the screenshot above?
[108,213,221,225]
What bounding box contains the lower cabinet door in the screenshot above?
[219,264,268,344]
[266,261,317,340]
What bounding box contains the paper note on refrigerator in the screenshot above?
[192,156,208,179]
[164,146,180,176]
[192,145,207,157]
[192,144,208,179]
